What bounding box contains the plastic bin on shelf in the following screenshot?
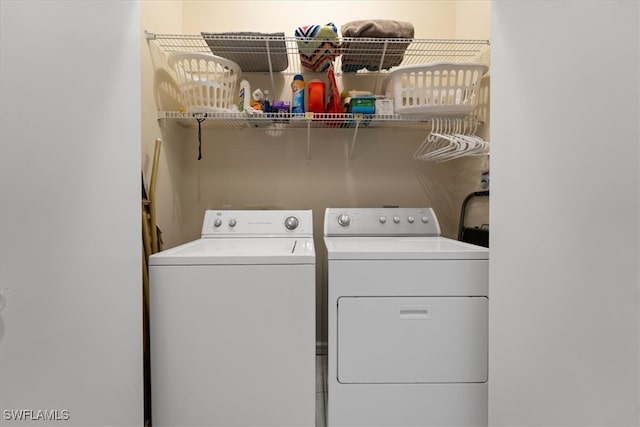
[167,51,241,113]
[382,62,488,116]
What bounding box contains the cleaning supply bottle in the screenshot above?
[239,79,251,112]
[307,80,326,114]
[291,74,305,114]
[263,90,271,113]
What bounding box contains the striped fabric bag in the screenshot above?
[294,23,340,72]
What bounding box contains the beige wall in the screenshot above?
[141,0,490,342]
[182,1,456,37]
[456,0,490,39]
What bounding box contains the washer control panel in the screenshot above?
[202,210,312,237]
[324,208,441,236]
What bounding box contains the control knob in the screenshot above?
[422,216,429,223]
[393,216,401,224]
[228,219,237,227]
[407,216,415,223]
[379,216,387,224]
[337,214,351,227]
[285,216,299,230]
[213,218,222,227]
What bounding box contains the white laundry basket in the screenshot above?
[382,62,488,116]
[167,51,241,113]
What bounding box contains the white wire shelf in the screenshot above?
[147,32,490,163]
[158,111,485,163]
[146,31,490,77]
[158,111,441,130]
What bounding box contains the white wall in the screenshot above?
[490,1,640,425]
[0,1,142,426]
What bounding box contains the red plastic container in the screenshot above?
[307,80,326,114]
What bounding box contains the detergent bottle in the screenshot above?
[291,74,305,114]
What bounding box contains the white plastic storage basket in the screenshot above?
[167,51,241,113]
[382,62,488,116]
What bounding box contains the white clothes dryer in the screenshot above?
[324,208,489,427]
[150,210,315,427]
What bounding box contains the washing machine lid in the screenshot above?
[150,237,315,265]
[324,236,488,260]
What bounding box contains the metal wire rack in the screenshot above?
[159,111,436,130]
[146,31,489,77]
[146,31,490,161]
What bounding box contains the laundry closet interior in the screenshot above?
[141,1,490,425]
[141,1,491,425]
[2,2,639,427]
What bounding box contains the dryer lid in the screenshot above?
[324,236,488,260]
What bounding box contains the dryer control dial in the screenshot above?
[337,214,351,227]
[213,218,222,227]
[407,216,415,223]
[228,219,237,227]
[284,216,299,230]
[379,216,387,224]
[393,216,401,224]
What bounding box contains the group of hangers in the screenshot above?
[414,117,489,162]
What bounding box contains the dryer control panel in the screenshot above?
[202,210,313,237]
[324,208,441,237]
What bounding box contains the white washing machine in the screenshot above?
[149,210,315,427]
[324,208,489,427]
